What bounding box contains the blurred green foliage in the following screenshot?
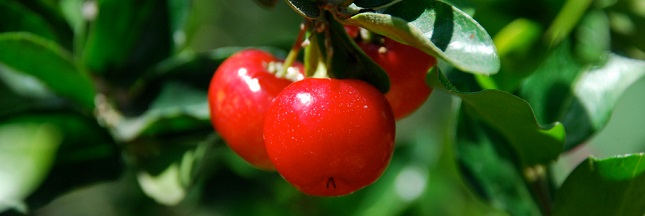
[0,0,644,215]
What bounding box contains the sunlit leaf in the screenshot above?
[521,48,645,150]
[345,0,500,75]
[0,123,61,213]
[553,153,645,216]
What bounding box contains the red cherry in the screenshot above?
[208,49,304,170]
[264,78,396,196]
[359,37,437,120]
[344,25,360,39]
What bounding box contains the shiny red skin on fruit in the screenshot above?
[359,37,437,120]
[344,25,360,39]
[264,78,396,196]
[208,49,303,170]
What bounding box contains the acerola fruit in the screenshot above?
[264,78,396,196]
[359,36,437,120]
[208,49,303,170]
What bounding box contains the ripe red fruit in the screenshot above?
[264,78,396,196]
[344,25,360,39]
[208,49,304,170]
[359,37,437,120]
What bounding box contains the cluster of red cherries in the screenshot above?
[208,25,437,196]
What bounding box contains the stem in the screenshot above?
[277,22,307,77]
[525,165,553,216]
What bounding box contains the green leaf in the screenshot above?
[284,0,320,20]
[0,32,96,110]
[455,112,541,215]
[563,54,645,149]
[345,0,500,75]
[477,18,544,91]
[168,0,191,51]
[427,68,565,166]
[0,1,58,42]
[573,9,610,63]
[83,0,171,82]
[0,123,61,213]
[521,45,645,150]
[553,153,645,216]
[325,15,390,93]
[0,113,122,209]
[353,0,396,8]
[113,82,209,142]
[136,137,215,205]
[253,0,280,8]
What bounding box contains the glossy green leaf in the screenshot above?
[0,1,58,42]
[0,32,96,109]
[0,123,61,213]
[521,46,645,150]
[456,112,541,215]
[427,68,565,166]
[284,0,320,19]
[83,0,171,81]
[553,153,645,216]
[345,0,500,75]
[563,54,645,149]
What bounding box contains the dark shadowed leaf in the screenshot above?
[455,112,541,215]
[82,0,171,84]
[112,81,210,142]
[0,1,58,42]
[325,16,390,93]
[0,33,96,110]
[284,0,320,19]
[253,0,280,8]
